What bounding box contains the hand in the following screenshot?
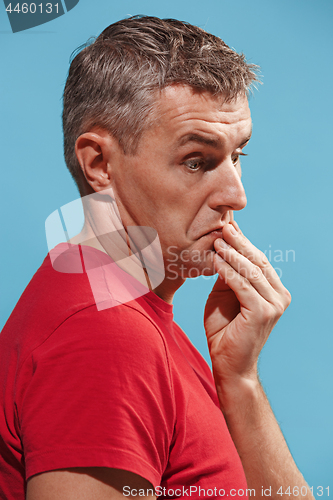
[204,222,291,388]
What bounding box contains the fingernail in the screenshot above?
[231,220,241,232]
[217,239,229,249]
[228,223,237,236]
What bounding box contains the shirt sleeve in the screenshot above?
[17,303,175,487]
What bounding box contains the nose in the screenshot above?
[208,161,247,213]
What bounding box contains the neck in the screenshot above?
[68,224,151,290]
[152,274,185,304]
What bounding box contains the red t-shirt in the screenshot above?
[0,244,248,499]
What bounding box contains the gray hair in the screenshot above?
[62,16,259,191]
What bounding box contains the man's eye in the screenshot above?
[184,159,204,171]
[232,152,248,166]
[232,155,239,166]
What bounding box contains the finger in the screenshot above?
[230,218,243,236]
[214,239,281,307]
[213,253,271,314]
[220,223,286,293]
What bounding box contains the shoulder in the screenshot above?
[17,299,176,433]
[28,298,172,381]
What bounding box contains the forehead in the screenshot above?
[149,84,252,146]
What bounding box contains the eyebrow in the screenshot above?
[177,130,252,150]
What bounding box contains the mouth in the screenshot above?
[201,226,225,239]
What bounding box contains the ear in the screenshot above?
[75,129,116,192]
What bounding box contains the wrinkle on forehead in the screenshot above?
[154,84,251,129]
[133,83,252,156]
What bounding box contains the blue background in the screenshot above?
[1,0,332,490]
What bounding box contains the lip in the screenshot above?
[201,226,225,238]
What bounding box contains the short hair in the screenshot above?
[62,15,259,191]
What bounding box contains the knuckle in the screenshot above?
[250,265,262,281]
[274,301,285,317]
[260,304,273,322]
[240,278,251,292]
[259,301,283,322]
[260,251,269,267]
[284,288,292,306]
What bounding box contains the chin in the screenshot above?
[165,249,217,280]
[189,261,217,278]
[200,265,217,277]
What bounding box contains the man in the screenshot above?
[0,16,312,499]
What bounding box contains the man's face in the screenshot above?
[110,85,252,279]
